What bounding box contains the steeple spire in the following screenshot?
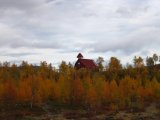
[77,53,83,59]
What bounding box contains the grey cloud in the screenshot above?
[7,39,62,49]
[91,26,160,55]
[0,0,160,64]
[1,52,38,57]
[116,6,149,18]
[0,0,46,10]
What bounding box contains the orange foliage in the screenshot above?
[0,60,159,109]
[72,77,84,104]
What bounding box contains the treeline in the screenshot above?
[0,54,159,111]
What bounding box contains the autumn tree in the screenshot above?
[35,77,54,103]
[96,57,104,71]
[109,80,119,102]
[108,57,122,72]
[2,80,17,104]
[20,61,34,79]
[92,73,106,106]
[17,79,32,104]
[146,57,154,66]
[106,57,122,81]
[153,53,158,65]
[59,61,70,74]
[85,84,97,108]
[39,61,54,80]
[133,56,144,68]
[71,77,84,105]
[57,74,71,104]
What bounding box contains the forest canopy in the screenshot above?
[0,54,160,111]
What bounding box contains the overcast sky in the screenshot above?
[0,0,160,66]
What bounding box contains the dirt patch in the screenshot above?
[0,103,159,120]
[106,103,160,120]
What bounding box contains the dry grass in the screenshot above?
[0,103,159,120]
